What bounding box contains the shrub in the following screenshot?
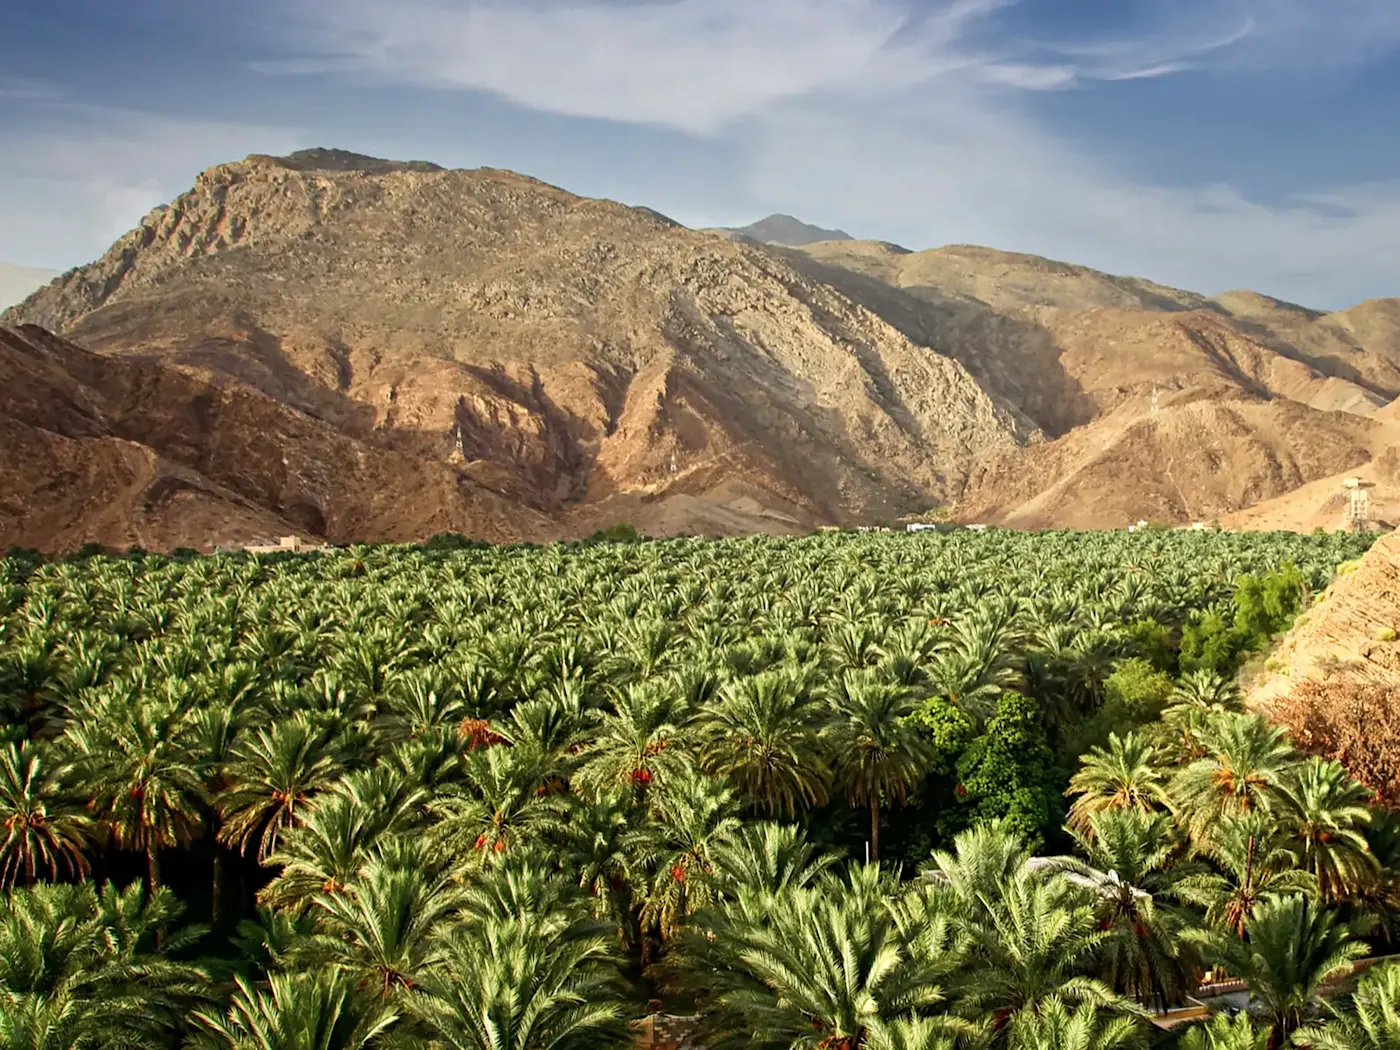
[589,521,641,543]
[1274,680,1400,806]
[422,531,487,552]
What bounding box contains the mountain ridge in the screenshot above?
[3,148,1398,549]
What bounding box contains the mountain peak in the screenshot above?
[245,147,445,175]
[726,214,854,246]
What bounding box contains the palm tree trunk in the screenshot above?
[211,845,224,930]
[870,797,880,863]
[146,844,164,947]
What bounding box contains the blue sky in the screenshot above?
[1,0,1398,309]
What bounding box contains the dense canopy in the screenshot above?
[0,526,1394,1049]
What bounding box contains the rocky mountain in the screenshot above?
[1,149,1029,551]
[0,263,59,311]
[723,214,854,246]
[778,240,1400,528]
[3,147,1398,551]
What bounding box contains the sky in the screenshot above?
[1,0,1399,309]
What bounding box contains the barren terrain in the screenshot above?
[3,148,1399,550]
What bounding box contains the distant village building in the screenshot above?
[243,535,331,555]
[1342,477,1376,532]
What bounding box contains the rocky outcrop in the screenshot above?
[1250,528,1400,706]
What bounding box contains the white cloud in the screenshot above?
[1038,0,1400,80]
[269,0,1041,132]
[0,107,301,269]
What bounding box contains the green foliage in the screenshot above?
[1180,564,1307,674]
[0,527,1385,1047]
[587,521,642,543]
[948,692,1060,846]
[1126,618,1175,673]
[909,694,977,778]
[421,532,488,552]
[1063,658,1177,757]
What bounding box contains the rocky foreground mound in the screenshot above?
[1252,529,1400,803]
[4,147,1400,549]
[1251,528,1400,705]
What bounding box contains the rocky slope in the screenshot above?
[782,240,1400,528]
[0,325,558,551]
[2,149,1033,550]
[4,147,1399,549]
[1250,528,1400,705]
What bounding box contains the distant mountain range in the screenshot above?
[1,148,1398,551]
[722,214,855,246]
[0,262,59,311]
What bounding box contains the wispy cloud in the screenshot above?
[743,94,1400,306]
[263,0,1062,132]
[1040,0,1400,80]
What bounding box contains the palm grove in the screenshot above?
[0,527,1395,1050]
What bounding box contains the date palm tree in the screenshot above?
[428,744,560,861]
[189,969,399,1050]
[1004,997,1142,1050]
[306,842,467,998]
[951,862,1136,1025]
[694,865,960,1050]
[1168,713,1295,844]
[708,820,841,902]
[405,914,631,1050]
[1176,1013,1272,1050]
[63,696,207,892]
[1051,809,1203,1011]
[1175,813,1314,937]
[1295,962,1400,1050]
[1065,732,1172,833]
[1217,894,1369,1050]
[629,770,742,940]
[1281,757,1378,905]
[0,740,92,888]
[827,671,933,861]
[219,713,345,863]
[572,684,692,806]
[0,880,207,1050]
[695,668,832,817]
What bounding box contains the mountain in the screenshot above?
[0,263,60,311]
[3,147,1398,551]
[0,149,1028,551]
[777,240,1400,528]
[723,214,855,246]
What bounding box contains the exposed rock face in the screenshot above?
[4,147,1399,549]
[0,325,556,551]
[782,240,1400,528]
[2,150,1031,550]
[1250,529,1400,707]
